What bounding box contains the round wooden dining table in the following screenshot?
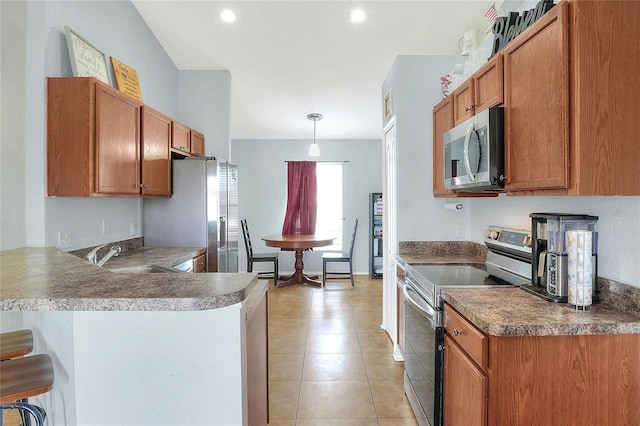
[262,234,334,288]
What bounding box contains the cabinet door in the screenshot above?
[433,97,456,197]
[171,121,191,154]
[503,3,569,191]
[444,334,487,426]
[193,254,206,273]
[141,106,171,197]
[452,80,475,125]
[474,53,503,113]
[190,130,205,157]
[95,84,141,195]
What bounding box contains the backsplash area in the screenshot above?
[399,240,640,316]
[69,237,144,260]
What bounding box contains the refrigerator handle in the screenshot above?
[220,216,227,248]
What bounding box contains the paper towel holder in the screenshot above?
[444,202,463,211]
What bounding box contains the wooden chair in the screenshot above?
[0,354,54,426]
[241,219,279,285]
[322,219,358,287]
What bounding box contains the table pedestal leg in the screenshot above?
[277,249,322,288]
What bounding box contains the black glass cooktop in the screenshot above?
[410,264,510,287]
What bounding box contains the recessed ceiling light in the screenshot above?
[350,9,366,23]
[220,10,236,23]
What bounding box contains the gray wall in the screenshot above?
[179,70,232,159]
[0,1,230,251]
[232,138,382,275]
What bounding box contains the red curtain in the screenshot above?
[282,161,317,235]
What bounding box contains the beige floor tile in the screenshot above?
[308,317,357,334]
[270,353,305,381]
[369,380,416,418]
[269,304,312,320]
[305,333,361,354]
[269,332,308,354]
[269,381,301,420]
[377,418,419,426]
[269,317,310,335]
[296,419,379,425]
[309,306,354,319]
[297,381,376,419]
[311,295,352,307]
[302,353,367,381]
[268,420,297,426]
[358,332,394,354]
[363,353,405,382]
[354,315,383,334]
[349,295,383,308]
[352,304,383,318]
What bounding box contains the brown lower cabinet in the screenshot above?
[443,303,640,425]
[193,254,206,273]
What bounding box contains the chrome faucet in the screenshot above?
[86,244,122,266]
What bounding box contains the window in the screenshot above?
[315,163,342,251]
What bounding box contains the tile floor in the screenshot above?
[267,274,418,425]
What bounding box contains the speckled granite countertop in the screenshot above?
[443,288,640,336]
[0,247,258,311]
[396,241,640,337]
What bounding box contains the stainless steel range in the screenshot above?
[400,226,532,426]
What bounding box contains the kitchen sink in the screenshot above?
[109,265,179,274]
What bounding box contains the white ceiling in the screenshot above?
[132,1,494,140]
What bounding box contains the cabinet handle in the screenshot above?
[453,328,461,336]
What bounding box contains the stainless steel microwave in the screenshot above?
[443,107,504,192]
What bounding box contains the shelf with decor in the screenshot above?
[369,193,383,279]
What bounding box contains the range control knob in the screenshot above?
[484,229,499,239]
[523,236,533,247]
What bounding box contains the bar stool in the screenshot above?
[1,329,34,361]
[0,354,54,426]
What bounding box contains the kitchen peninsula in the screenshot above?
[0,247,266,426]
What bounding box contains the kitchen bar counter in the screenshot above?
[0,247,258,311]
[443,287,640,336]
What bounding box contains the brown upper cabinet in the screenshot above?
[503,0,640,195]
[47,77,147,197]
[171,121,191,155]
[171,122,205,157]
[190,130,205,157]
[452,53,504,126]
[141,106,172,196]
[433,96,456,197]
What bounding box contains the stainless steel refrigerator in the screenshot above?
[143,157,238,272]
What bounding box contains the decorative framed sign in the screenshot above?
[384,89,393,120]
[64,26,112,85]
[110,57,143,101]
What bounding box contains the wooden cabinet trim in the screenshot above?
[171,121,191,155]
[444,304,488,368]
[452,80,475,125]
[473,53,504,113]
[190,130,205,157]
[141,106,172,197]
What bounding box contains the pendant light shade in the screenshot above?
[307,113,322,157]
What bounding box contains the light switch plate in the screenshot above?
[103,219,110,234]
[455,223,465,238]
[58,231,71,248]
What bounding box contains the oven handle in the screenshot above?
[403,283,439,326]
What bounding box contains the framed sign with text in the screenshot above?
[64,26,112,85]
[110,57,143,101]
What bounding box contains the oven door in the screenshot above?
[403,280,443,426]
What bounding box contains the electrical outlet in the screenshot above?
[103,219,110,235]
[129,221,136,236]
[455,223,465,238]
[58,231,71,249]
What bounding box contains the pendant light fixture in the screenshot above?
[307,113,322,157]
